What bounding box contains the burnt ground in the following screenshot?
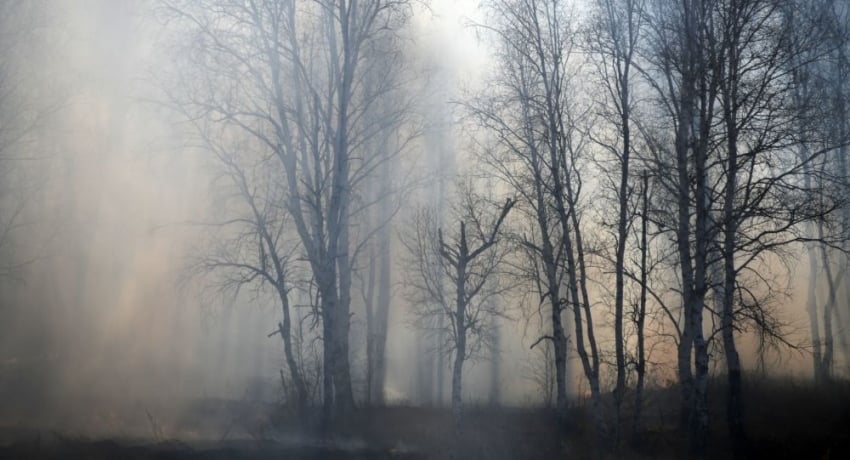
[1,378,849,459]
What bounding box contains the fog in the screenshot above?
[1,0,849,458]
[0,0,523,435]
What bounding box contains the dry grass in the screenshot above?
[1,376,848,459]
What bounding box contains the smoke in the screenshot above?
[0,0,838,441]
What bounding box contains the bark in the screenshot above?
[806,235,824,381]
[840,282,850,371]
[275,284,308,410]
[720,16,745,448]
[721,168,744,452]
[321,294,335,422]
[522,92,569,416]
[435,200,514,427]
[372,215,392,404]
[328,0,356,414]
[570,198,607,434]
[613,122,630,441]
[633,172,648,440]
[452,245,468,427]
[818,224,837,380]
[673,66,696,433]
[555,156,606,434]
[557,173,604,431]
[364,236,377,404]
[669,3,714,450]
[787,6,827,379]
[833,28,850,374]
[436,316,446,404]
[690,92,712,458]
[261,217,308,410]
[721,115,745,453]
[489,307,501,406]
[608,0,636,435]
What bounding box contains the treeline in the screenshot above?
[154,0,850,454]
[2,0,846,456]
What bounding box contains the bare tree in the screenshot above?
[173,111,313,411]
[703,0,847,450]
[468,1,607,430]
[632,171,649,438]
[585,0,645,440]
[639,0,722,450]
[788,0,850,381]
[161,0,413,420]
[638,0,850,453]
[402,183,514,426]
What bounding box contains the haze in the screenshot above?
[1,1,849,459]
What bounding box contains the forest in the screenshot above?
[1,0,850,458]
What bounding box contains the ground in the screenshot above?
[1,377,849,459]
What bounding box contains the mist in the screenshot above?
[1,0,849,459]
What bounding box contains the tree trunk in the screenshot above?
[364,236,377,405]
[722,196,745,452]
[452,254,467,428]
[633,172,649,441]
[372,217,392,405]
[333,266,355,413]
[276,285,308,412]
[690,120,712,457]
[721,48,746,450]
[691,135,711,453]
[489,310,501,406]
[806,233,824,381]
[321,294,335,424]
[818,232,836,380]
[522,92,568,416]
[613,59,632,445]
[550,125,604,433]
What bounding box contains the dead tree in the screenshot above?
[402,186,514,426]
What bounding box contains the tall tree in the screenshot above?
[641,0,720,450]
[162,0,413,420]
[640,0,848,452]
[586,0,644,439]
[469,0,605,428]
